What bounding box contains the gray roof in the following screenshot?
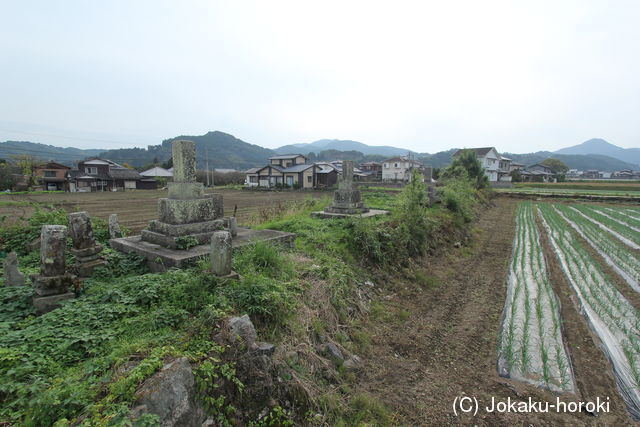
[452,147,496,157]
[269,154,307,160]
[280,164,314,173]
[245,167,261,174]
[109,168,142,180]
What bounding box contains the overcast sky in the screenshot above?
[1,1,639,153]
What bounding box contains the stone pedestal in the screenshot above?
[32,225,76,314]
[68,212,107,277]
[141,140,226,249]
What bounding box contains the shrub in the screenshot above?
[439,178,476,222]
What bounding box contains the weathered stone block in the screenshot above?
[172,140,197,183]
[141,230,217,249]
[75,259,108,277]
[3,252,25,286]
[68,211,96,250]
[33,292,75,314]
[158,195,223,225]
[70,244,103,258]
[147,219,224,237]
[109,214,122,239]
[39,225,67,277]
[211,231,232,276]
[31,274,76,296]
[167,182,205,200]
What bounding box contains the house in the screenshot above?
[381,156,423,181]
[498,156,513,182]
[244,156,363,189]
[252,163,319,188]
[34,162,71,191]
[612,169,640,179]
[528,163,553,174]
[509,162,525,172]
[68,158,157,192]
[314,162,340,187]
[519,163,554,182]
[244,167,261,187]
[452,147,501,182]
[140,166,173,177]
[269,154,308,168]
[358,161,382,180]
[582,169,603,179]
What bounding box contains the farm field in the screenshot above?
[492,200,640,420]
[0,189,330,232]
[497,187,640,197]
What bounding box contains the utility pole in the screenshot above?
[205,150,210,187]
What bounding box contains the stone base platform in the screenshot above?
[110,227,296,272]
[311,209,390,219]
[33,292,75,314]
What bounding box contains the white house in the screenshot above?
[381,156,423,181]
[452,147,503,182]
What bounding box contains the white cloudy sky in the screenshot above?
[1,0,639,153]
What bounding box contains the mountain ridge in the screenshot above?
[1,133,638,172]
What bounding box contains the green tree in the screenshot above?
[541,158,569,174]
[0,163,17,190]
[441,149,489,189]
[12,154,41,190]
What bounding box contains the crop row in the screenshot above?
[537,203,640,419]
[552,204,640,292]
[570,205,640,248]
[498,203,574,392]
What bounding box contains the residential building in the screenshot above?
[269,154,308,168]
[381,156,423,181]
[451,147,501,182]
[68,158,156,192]
[582,169,602,179]
[359,161,382,180]
[244,156,363,189]
[34,162,71,191]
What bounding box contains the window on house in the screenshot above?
[44,171,56,177]
[307,175,312,183]
[384,163,389,168]
[286,162,292,167]
[395,163,399,168]
[249,176,258,183]
[85,167,98,175]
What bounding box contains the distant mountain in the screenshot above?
[555,138,640,166]
[0,141,104,165]
[503,151,639,171]
[276,139,412,157]
[99,131,275,170]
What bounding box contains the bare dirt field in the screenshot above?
[353,197,634,425]
[0,189,328,232]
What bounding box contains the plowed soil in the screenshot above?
[0,189,327,232]
[352,197,635,425]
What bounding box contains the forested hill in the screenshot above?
[97,131,276,170]
[0,141,104,164]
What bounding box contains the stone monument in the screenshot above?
[140,140,225,249]
[210,230,238,278]
[3,252,25,286]
[68,211,107,277]
[323,160,369,215]
[109,214,122,239]
[31,225,76,313]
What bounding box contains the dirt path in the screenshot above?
[352,197,634,425]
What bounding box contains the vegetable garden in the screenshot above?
[498,201,640,420]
